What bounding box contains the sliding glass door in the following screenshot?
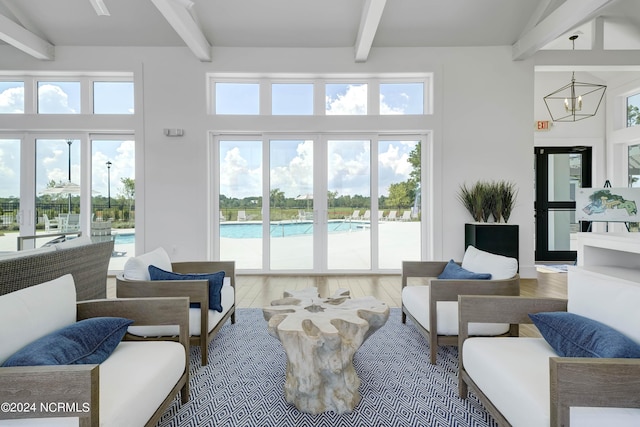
[215,133,425,272]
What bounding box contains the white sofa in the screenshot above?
[116,247,236,366]
[0,274,189,427]
[458,267,640,426]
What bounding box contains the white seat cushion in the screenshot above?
[402,285,509,336]
[463,337,555,427]
[464,337,640,427]
[99,341,185,427]
[128,284,234,337]
[461,245,517,280]
[123,247,172,281]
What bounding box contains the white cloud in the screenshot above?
[270,140,314,197]
[38,84,77,113]
[326,84,367,115]
[379,143,411,176]
[220,147,262,198]
[0,86,24,113]
[380,94,405,115]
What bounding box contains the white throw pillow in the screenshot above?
[461,245,518,280]
[123,247,172,281]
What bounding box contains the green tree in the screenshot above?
[386,181,414,209]
[408,142,421,187]
[119,178,135,220]
[270,188,285,208]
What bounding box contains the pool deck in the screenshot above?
[1,221,420,272]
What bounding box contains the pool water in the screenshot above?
[114,233,135,244]
[113,221,367,242]
[220,221,367,239]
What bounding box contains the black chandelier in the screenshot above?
[543,35,607,122]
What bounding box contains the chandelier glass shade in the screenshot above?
[542,35,607,122]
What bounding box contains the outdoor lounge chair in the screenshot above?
[362,210,371,220]
[237,210,247,221]
[348,210,360,220]
[385,210,397,221]
[43,214,59,232]
[400,210,411,221]
[63,213,80,231]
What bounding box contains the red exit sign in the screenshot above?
[536,120,550,131]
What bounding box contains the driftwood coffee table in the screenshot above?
[262,287,389,414]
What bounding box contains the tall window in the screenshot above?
[0,139,20,249]
[92,138,136,270]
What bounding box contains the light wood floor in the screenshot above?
[107,270,567,337]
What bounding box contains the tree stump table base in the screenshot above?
[263,287,389,414]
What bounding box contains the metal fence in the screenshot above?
[0,202,135,228]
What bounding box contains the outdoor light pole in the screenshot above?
[106,161,112,208]
[67,140,72,213]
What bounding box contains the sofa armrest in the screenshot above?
[172,261,236,288]
[430,275,520,302]
[550,357,640,427]
[116,276,210,308]
[402,261,448,288]
[77,297,190,350]
[0,365,98,426]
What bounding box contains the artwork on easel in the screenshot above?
[576,187,640,222]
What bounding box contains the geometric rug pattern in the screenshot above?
[156,308,497,427]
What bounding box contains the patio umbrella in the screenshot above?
[295,193,313,209]
[40,181,98,212]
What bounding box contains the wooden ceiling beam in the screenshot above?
[150,0,212,62]
[512,0,619,60]
[354,0,387,63]
[0,13,54,60]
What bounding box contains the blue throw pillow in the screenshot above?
[2,317,133,367]
[148,265,225,312]
[529,311,640,358]
[437,259,491,280]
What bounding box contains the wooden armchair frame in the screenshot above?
[0,297,190,427]
[401,261,520,364]
[116,260,236,366]
[458,295,640,427]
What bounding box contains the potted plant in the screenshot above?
[458,180,519,260]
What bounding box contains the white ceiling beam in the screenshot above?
[0,13,54,60]
[150,0,212,62]
[519,0,555,36]
[354,0,387,63]
[512,0,619,61]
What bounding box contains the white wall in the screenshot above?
[0,45,536,276]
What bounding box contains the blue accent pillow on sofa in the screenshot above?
[529,311,640,358]
[148,265,225,312]
[437,259,491,280]
[2,317,133,367]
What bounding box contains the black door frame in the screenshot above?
[535,146,592,262]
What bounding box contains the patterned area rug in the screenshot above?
[156,308,497,427]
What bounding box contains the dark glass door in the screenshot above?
[535,147,592,262]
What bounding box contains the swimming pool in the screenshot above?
[113,221,367,242]
[220,220,367,239]
[114,233,135,244]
